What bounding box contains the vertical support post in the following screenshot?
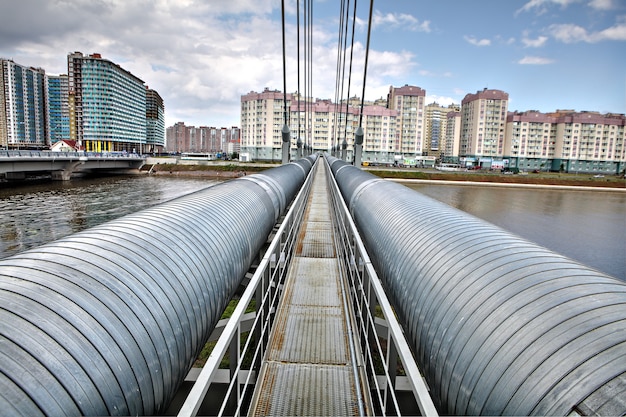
[341,139,347,161]
[281,124,291,164]
[228,328,240,415]
[297,137,303,159]
[385,334,399,415]
[354,126,364,167]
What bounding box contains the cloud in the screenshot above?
[425,95,460,107]
[368,11,431,32]
[418,70,453,78]
[588,0,618,10]
[522,35,549,47]
[464,36,491,46]
[516,0,580,15]
[549,21,626,42]
[517,56,555,64]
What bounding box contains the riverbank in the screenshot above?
[142,160,625,189]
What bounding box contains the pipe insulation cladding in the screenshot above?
[326,155,626,416]
[0,155,316,416]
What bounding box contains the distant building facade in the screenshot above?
[166,122,240,155]
[424,102,460,158]
[505,110,625,173]
[460,88,509,167]
[146,88,165,153]
[444,110,462,161]
[47,74,70,145]
[241,88,294,161]
[241,88,410,163]
[387,85,426,155]
[0,59,48,149]
[68,52,148,153]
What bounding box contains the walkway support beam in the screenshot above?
[0,155,317,416]
[327,155,626,416]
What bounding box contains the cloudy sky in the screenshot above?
[1,0,624,128]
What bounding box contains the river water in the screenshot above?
[0,175,624,280]
[0,175,218,258]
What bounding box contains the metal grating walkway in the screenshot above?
[248,161,364,416]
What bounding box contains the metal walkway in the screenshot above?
[247,161,367,416]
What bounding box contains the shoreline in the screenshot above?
[143,161,625,190]
[391,178,626,192]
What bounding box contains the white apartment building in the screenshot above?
[387,85,426,155]
[242,89,400,162]
[360,105,397,164]
[460,88,509,167]
[505,110,625,173]
[240,88,293,161]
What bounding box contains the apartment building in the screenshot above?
[387,85,426,155]
[444,110,462,160]
[68,52,147,153]
[424,102,460,158]
[166,122,240,155]
[240,88,294,161]
[459,88,509,167]
[46,74,70,146]
[359,105,397,163]
[502,110,625,173]
[0,59,48,149]
[242,89,403,162]
[146,88,165,153]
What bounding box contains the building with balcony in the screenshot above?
[460,88,509,168]
[444,110,462,161]
[505,110,625,174]
[68,52,147,153]
[0,59,48,149]
[240,88,295,161]
[387,85,426,156]
[424,102,460,158]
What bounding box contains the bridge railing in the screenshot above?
[324,155,439,416]
[177,157,316,417]
[0,150,144,159]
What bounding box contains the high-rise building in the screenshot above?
[68,52,147,153]
[424,102,460,158]
[0,59,48,149]
[146,88,165,153]
[444,110,462,160]
[240,88,294,161]
[387,85,426,155]
[46,74,70,145]
[360,104,397,163]
[460,88,509,167]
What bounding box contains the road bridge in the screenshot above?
[0,154,624,416]
[0,150,145,180]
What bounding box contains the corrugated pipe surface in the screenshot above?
[327,155,626,416]
[0,155,316,416]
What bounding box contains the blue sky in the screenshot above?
[0,0,624,128]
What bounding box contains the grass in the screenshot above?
[193,297,256,368]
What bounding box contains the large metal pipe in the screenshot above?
[327,155,626,416]
[0,155,316,416]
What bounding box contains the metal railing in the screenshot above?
[177,158,316,417]
[325,155,439,416]
[0,150,144,159]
